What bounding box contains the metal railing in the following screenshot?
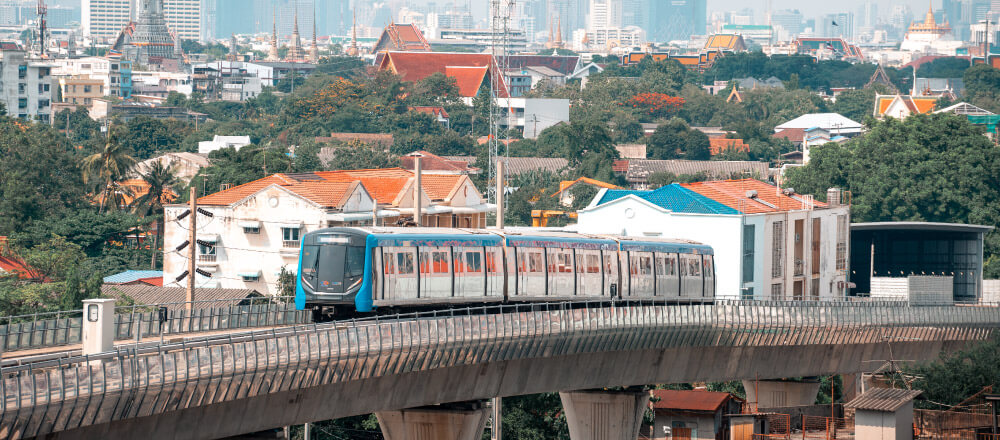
[0,296,309,353]
[1,299,999,439]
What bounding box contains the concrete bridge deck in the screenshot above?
[1,300,998,439]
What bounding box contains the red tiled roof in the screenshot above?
[378,52,509,98]
[197,174,359,208]
[316,168,414,204]
[379,23,432,52]
[421,174,465,201]
[401,151,471,173]
[682,179,827,214]
[773,128,807,143]
[709,138,750,156]
[613,160,630,173]
[650,390,734,412]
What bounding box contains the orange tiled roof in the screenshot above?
[409,106,450,119]
[421,174,465,201]
[316,168,414,204]
[197,174,358,208]
[378,52,509,98]
[708,138,750,156]
[552,177,622,197]
[875,95,938,116]
[401,151,472,173]
[681,179,827,214]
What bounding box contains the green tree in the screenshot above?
[410,72,462,106]
[82,128,138,213]
[911,334,1000,407]
[963,64,1000,113]
[647,118,711,160]
[322,140,400,170]
[831,88,877,123]
[785,114,1000,277]
[132,161,178,269]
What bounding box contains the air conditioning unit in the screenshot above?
[746,190,758,198]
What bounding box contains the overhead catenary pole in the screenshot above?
[187,186,196,311]
[413,157,422,227]
[496,159,504,229]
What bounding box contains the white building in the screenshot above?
[574,26,645,52]
[774,113,864,137]
[162,169,493,295]
[198,135,251,154]
[495,97,570,139]
[576,180,851,300]
[0,46,55,123]
[82,0,203,41]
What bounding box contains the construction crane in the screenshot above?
[36,0,47,56]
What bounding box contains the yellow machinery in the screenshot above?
[531,210,578,227]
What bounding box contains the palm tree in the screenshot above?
[82,127,137,213]
[132,160,177,269]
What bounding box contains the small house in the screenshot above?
[650,389,744,440]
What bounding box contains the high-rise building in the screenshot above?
[644,0,706,42]
[771,9,803,38]
[83,0,203,41]
[820,12,854,40]
[588,0,622,30]
[82,0,131,40]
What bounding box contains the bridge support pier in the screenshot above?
[560,389,649,440]
[376,402,488,440]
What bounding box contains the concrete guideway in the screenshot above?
[1,300,998,439]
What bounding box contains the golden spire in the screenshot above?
[268,6,279,61]
[346,7,359,56]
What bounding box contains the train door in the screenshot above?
[453,246,485,298]
[516,247,546,298]
[702,255,716,299]
[418,246,452,299]
[547,247,575,298]
[382,246,418,302]
[485,246,504,299]
[628,251,655,297]
[576,249,603,297]
[603,251,620,297]
[655,253,680,297]
[680,254,704,299]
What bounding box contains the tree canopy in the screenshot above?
[785,114,1000,277]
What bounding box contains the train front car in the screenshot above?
[296,228,370,316]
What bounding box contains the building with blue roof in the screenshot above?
[103,270,163,285]
[577,181,853,302]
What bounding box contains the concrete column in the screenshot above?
[82,298,116,360]
[377,404,488,440]
[742,379,821,409]
[560,390,649,440]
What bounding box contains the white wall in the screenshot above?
[576,196,745,299]
[163,185,375,296]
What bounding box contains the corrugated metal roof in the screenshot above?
[103,270,164,284]
[650,389,735,412]
[101,285,262,310]
[845,388,923,412]
[623,159,771,184]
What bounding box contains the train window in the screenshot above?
[526,251,543,273]
[688,258,701,277]
[465,251,482,273]
[629,254,639,275]
[586,254,600,273]
[383,251,395,274]
[419,253,431,274]
[655,256,666,276]
[604,254,616,274]
[556,252,573,273]
[703,256,713,277]
[346,246,365,278]
[397,252,415,274]
[433,251,449,273]
[485,249,498,272]
[639,256,652,275]
[666,256,677,275]
[679,258,687,276]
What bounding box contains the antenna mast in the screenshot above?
[36,0,47,56]
[488,0,512,212]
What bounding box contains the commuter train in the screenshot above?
[295,227,715,316]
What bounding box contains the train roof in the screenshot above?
[303,227,712,254]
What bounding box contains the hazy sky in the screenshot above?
[707,0,942,18]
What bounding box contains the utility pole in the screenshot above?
[187,186,196,311]
[496,159,504,229]
[491,397,502,440]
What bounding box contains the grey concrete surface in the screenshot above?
[376,406,488,440]
[561,390,648,440]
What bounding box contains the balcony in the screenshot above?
[794,259,805,277]
[282,240,300,249]
[198,254,217,263]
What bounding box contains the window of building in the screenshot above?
[18,83,25,94]
[43,84,48,92]
[84,85,92,93]
[772,221,785,278]
[770,283,784,300]
[241,274,260,282]
[197,242,217,262]
[18,98,26,109]
[742,224,755,283]
[17,65,26,79]
[836,215,847,271]
[242,226,260,234]
[281,227,301,248]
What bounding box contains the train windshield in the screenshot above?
[302,245,365,293]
